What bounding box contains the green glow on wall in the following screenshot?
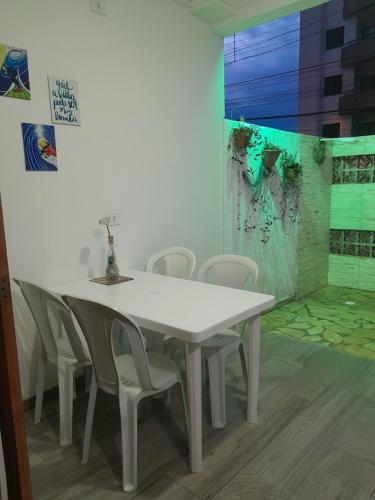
[329,134,375,291]
[227,119,300,183]
[226,119,374,295]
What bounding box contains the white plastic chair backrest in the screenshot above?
[63,296,154,395]
[44,291,89,363]
[14,279,88,364]
[197,255,259,290]
[14,279,58,363]
[146,247,196,280]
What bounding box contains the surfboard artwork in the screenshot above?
[21,123,58,171]
[0,44,30,100]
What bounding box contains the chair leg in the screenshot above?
[178,380,190,443]
[239,343,248,391]
[73,373,77,400]
[34,348,46,425]
[81,372,97,465]
[119,390,138,492]
[165,384,175,407]
[165,340,178,360]
[84,366,92,393]
[206,351,226,429]
[58,356,76,447]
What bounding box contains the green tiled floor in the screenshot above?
[262,285,375,360]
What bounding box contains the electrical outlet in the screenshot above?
[90,0,107,16]
[106,213,122,226]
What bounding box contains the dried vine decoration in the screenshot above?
[259,184,279,243]
[280,150,302,227]
[228,123,301,243]
[313,138,326,165]
[228,119,262,232]
[242,169,259,234]
[253,139,281,242]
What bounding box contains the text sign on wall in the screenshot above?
[48,76,81,126]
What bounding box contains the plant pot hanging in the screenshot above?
[232,127,254,152]
[263,149,280,169]
[280,151,302,186]
[262,139,281,175]
[285,166,297,182]
[262,150,281,177]
[312,138,326,165]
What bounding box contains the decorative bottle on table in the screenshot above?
[106,235,119,280]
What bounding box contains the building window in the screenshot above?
[324,75,343,96]
[325,26,344,50]
[363,25,375,39]
[322,123,341,138]
[358,122,375,136]
[361,75,375,89]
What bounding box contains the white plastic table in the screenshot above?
[51,270,275,472]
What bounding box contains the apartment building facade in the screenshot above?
[298,0,375,137]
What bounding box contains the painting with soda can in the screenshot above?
[0,43,30,100]
[21,123,58,171]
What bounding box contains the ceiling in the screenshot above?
[174,0,328,36]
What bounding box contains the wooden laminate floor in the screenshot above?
[26,330,375,499]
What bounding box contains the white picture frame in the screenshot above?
[48,76,81,126]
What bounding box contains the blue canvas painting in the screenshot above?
[0,44,30,100]
[21,123,58,171]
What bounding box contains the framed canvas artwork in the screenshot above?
[48,76,81,126]
[0,44,31,100]
[21,123,58,171]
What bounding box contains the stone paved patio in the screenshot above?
[262,285,375,360]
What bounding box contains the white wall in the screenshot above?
[0,0,224,399]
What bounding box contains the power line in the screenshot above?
[224,52,370,88]
[224,26,299,57]
[225,23,347,67]
[224,1,375,62]
[224,15,345,63]
[224,13,373,65]
[224,6,344,58]
[225,82,333,104]
[225,71,332,95]
[225,63,326,87]
[243,106,375,121]
[226,77,330,99]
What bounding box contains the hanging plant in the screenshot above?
[262,139,281,176]
[313,138,326,164]
[281,151,302,185]
[229,118,262,165]
[232,124,254,152]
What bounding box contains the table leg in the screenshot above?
[247,315,260,423]
[185,342,202,472]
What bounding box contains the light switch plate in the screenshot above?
[90,0,107,16]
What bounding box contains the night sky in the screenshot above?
[224,13,300,132]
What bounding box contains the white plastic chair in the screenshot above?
[0,431,7,500]
[197,255,259,429]
[63,296,188,493]
[146,247,197,353]
[14,280,91,446]
[146,247,196,280]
